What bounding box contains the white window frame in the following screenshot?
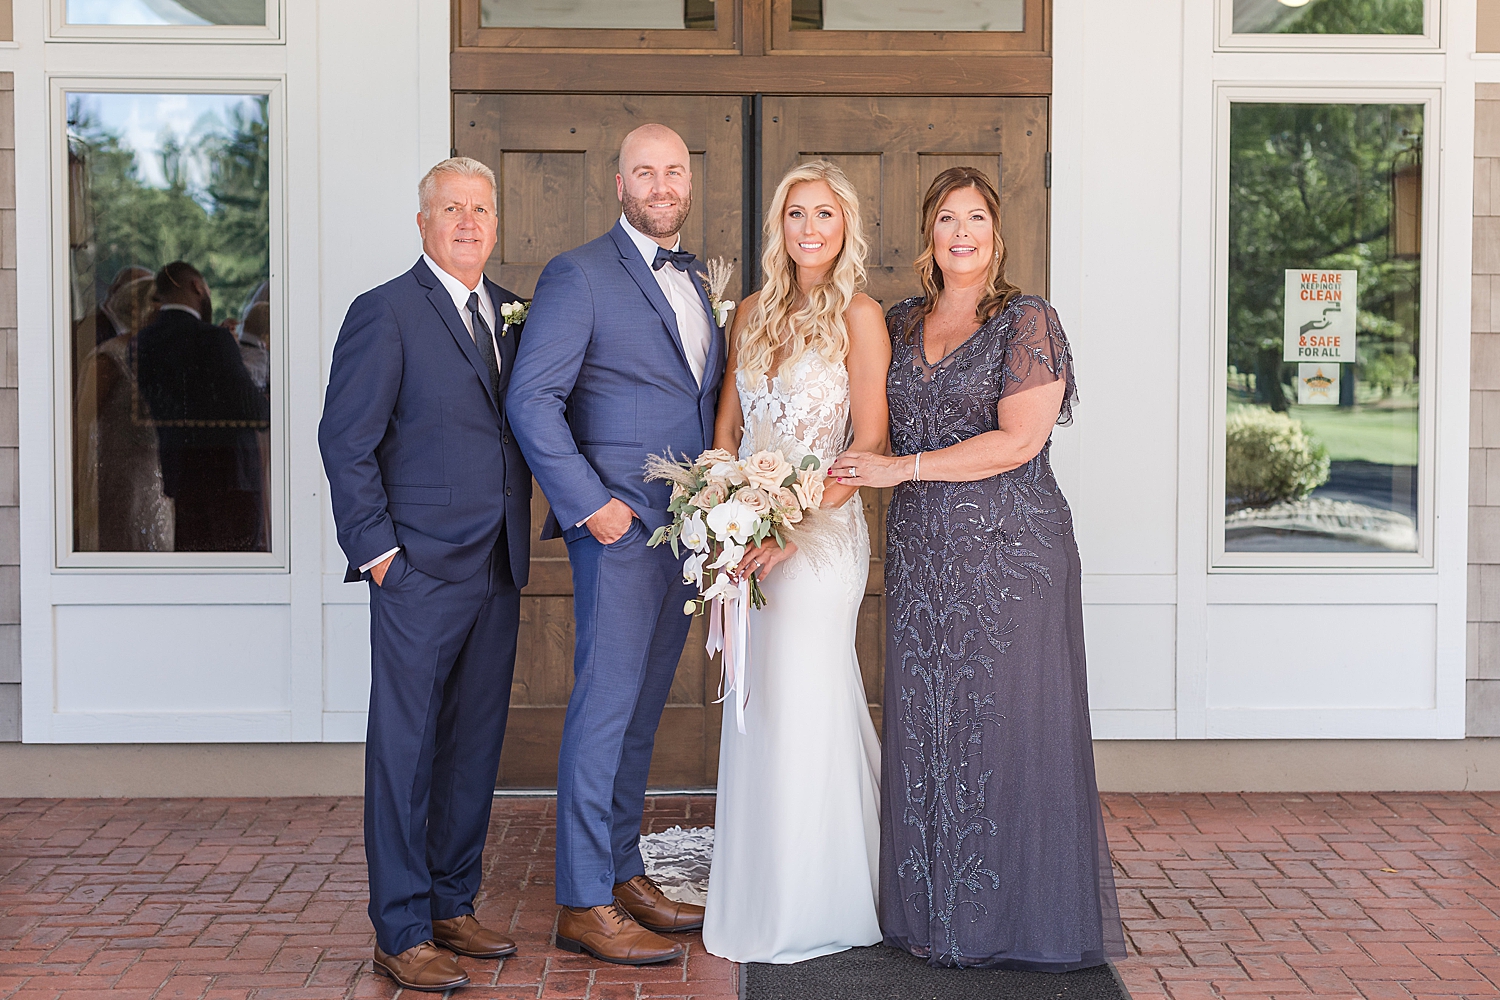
[47,0,283,43]
[49,75,289,572]
[1217,0,1440,52]
[1209,84,1440,572]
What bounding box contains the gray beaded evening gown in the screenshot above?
[879,294,1125,971]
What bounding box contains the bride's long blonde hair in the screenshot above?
[739,160,868,379]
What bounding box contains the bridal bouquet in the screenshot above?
[644,446,832,733]
[645,447,824,610]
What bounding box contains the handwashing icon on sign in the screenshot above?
[1300,301,1341,338]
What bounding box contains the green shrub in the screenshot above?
[1225,406,1331,508]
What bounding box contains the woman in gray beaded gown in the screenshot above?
[829,167,1124,971]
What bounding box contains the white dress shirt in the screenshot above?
[362,256,501,576]
[618,215,713,386]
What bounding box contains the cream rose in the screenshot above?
[736,487,773,516]
[696,448,736,466]
[793,467,825,509]
[774,487,803,524]
[744,450,795,492]
[691,482,729,510]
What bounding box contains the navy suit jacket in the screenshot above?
[506,222,727,540]
[319,258,531,586]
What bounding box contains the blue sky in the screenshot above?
[68,92,263,192]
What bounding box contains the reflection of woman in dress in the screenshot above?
[702,159,891,964]
[75,270,175,552]
[830,167,1124,971]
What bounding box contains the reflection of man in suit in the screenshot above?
[318,158,531,993]
[135,261,268,552]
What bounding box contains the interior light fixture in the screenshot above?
[1278,0,1313,7]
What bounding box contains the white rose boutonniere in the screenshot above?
[700,257,736,329]
[499,299,529,335]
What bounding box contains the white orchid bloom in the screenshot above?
[701,572,740,603]
[709,542,745,570]
[707,500,759,546]
[682,552,707,586]
[680,512,710,552]
[709,460,748,486]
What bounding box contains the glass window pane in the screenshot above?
[65,0,266,26]
[68,92,272,554]
[1231,0,1424,36]
[790,0,1024,31]
[1225,103,1423,555]
[481,0,717,29]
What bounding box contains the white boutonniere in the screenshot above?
[700,257,736,329]
[499,299,528,335]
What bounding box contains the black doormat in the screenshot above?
[742,946,1132,1000]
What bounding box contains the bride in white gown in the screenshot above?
[702,160,893,964]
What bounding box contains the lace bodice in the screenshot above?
[735,351,852,466]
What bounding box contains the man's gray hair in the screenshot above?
[418,156,498,218]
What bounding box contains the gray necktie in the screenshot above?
[467,291,501,399]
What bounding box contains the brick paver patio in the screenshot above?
[0,791,1496,999]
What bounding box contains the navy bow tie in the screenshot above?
[652,247,697,272]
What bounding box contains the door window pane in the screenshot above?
[68,92,272,554]
[65,0,266,26]
[1231,0,1424,35]
[790,0,1024,31]
[1225,103,1423,554]
[481,0,716,29]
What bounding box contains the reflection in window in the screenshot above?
[481,0,716,29]
[1225,103,1423,554]
[1231,0,1423,35]
[790,0,1024,31]
[68,93,272,554]
[65,0,266,26]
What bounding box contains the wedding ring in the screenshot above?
[849,467,858,477]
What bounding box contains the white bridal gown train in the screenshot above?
[701,352,882,964]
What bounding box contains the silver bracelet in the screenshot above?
[913,452,922,482]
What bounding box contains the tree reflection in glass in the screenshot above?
[1225,103,1423,554]
[68,92,272,554]
[1231,0,1423,36]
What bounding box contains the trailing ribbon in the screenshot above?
[705,579,751,734]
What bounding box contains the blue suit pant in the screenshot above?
[555,520,694,907]
[364,542,519,954]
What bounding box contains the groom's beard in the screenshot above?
[622,190,692,240]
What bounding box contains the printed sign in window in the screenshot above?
[1284,269,1358,363]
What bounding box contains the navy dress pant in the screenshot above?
[554,520,695,907]
[364,541,520,955]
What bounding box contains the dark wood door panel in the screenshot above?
[759,96,1050,305]
[468,92,1050,790]
[455,93,747,299]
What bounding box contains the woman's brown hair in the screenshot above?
[907,166,1020,336]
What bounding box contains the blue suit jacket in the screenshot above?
[507,222,726,540]
[319,258,531,585]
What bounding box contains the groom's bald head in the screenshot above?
[616,124,693,241]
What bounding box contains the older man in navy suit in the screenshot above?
[319,158,530,992]
[507,124,725,965]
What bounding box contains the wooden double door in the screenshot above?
[455,93,1049,788]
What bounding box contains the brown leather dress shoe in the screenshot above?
[613,874,706,933]
[372,941,470,992]
[433,913,518,958]
[555,901,686,965]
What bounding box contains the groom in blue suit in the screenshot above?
[508,124,726,965]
